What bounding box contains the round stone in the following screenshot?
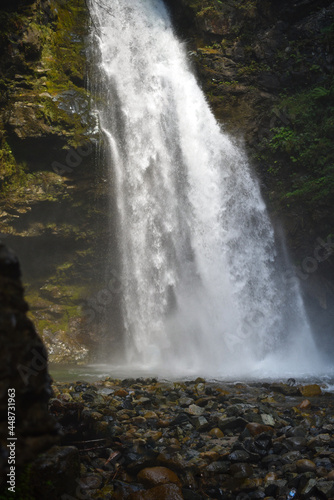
[137,467,182,488]
[295,459,317,473]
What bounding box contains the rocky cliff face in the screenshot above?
[0,0,115,363]
[165,0,334,354]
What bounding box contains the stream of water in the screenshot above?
[88,0,326,378]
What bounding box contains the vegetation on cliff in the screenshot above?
[0,0,109,363]
[0,0,91,199]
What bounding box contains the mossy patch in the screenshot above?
[258,78,334,208]
[0,139,26,194]
[0,465,35,500]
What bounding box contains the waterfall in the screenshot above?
[88,0,322,378]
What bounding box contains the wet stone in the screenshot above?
[229,449,251,462]
[295,459,317,473]
[192,416,209,431]
[179,397,194,407]
[281,450,302,464]
[261,414,275,426]
[285,425,306,438]
[229,462,253,478]
[246,422,274,436]
[299,399,312,409]
[284,436,308,451]
[186,404,204,416]
[270,383,301,396]
[301,478,317,496]
[299,384,322,397]
[316,480,334,497]
[264,472,278,484]
[205,461,230,473]
[218,416,248,431]
[48,378,334,500]
[79,473,103,490]
[209,427,224,438]
[137,466,182,487]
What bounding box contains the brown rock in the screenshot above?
[143,430,162,441]
[299,384,322,397]
[137,467,182,488]
[299,399,312,409]
[264,472,278,484]
[115,389,128,397]
[209,427,224,438]
[295,459,317,473]
[144,411,158,419]
[246,422,274,436]
[200,450,220,461]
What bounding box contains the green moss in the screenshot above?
[237,60,270,77]
[258,76,334,226]
[0,465,35,500]
[33,0,92,147]
[42,0,87,96]
[0,0,91,203]
[0,139,28,195]
[196,6,218,18]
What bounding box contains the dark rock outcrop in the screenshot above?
[0,243,58,489]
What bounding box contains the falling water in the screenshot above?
[88,0,323,378]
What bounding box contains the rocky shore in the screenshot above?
[27,377,334,499]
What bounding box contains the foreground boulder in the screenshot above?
[0,243,58,487]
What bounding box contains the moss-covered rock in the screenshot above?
[0,0,110,363]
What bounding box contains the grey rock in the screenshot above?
[205,461,230,473]
[316,481,334,497]
[192,416,210,431]
[228,449,251,462]
[301,478,317,496]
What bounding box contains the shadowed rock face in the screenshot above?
[0,243,58,484]
[1,0,34,10]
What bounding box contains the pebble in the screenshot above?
[295,458,317,472]
[43,378,334,500]
[261,413,275,426]
[209,427,224,438]
[299,399,312,409]
[185,404,204,416]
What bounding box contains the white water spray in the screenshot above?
[89,0,322,378]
